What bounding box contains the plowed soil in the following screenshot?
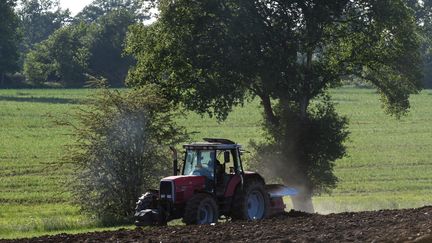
[4,206,432,243]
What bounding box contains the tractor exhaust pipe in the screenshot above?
[169,146,178,176]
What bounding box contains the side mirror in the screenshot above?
[224,151,230,163]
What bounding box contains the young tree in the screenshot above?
[0,0,21,85]
[126,0,422,212]
[68,81,187,223]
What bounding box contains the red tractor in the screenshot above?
[134,138,298,226]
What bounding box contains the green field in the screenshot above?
[1,87,432,239]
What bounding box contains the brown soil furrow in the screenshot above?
[3,206,432,243]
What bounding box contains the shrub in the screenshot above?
[67,80,187,224]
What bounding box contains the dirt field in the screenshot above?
[4,206,432,243]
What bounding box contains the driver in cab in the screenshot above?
[191,160,213,179]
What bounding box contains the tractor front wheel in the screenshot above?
[231,179,270,220]
[135,191,167,226]
[183,193,218,225]
[135,191,157,212]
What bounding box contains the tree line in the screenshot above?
[1,0,432,88]
[0,0,148,87]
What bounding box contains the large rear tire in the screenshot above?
[231,179,270,220]
[183,193,218,225]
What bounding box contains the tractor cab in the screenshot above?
[181,138,243,194]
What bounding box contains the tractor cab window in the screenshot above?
[216,150,233,174]
[183,150,215,180]
[216,149,243,174]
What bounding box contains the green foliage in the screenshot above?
[23,10,135,87]
[17,0,70,64]
[0,0,21,83]
[87,10,136,86]
[67,81,186,222]
[126,0,422,200]
[75,0,149,23]
[23,23,91,86]
[127,0,422,118]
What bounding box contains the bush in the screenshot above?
[67,80,187,223]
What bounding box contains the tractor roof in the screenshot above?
[183,138,241,150]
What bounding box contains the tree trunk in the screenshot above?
[279,95,313,213]
[299,96,309,119]
[288,47,315,213]
[258,89,315,213]
[290,102,314,213]
[259,94,279,127]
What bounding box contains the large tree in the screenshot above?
[126,0,422,212]
[17,0,70,65]
[0,0,21,85]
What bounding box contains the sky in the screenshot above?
[59,0,93,16]
[58,0,157,24]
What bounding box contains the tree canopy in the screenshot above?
[126,0,422,211]
[17,0,70,63]
[23,22,91,86]
[24,9,136,86]
[87,10,136,85]
[75,0,149,23]
[128,0,422,118]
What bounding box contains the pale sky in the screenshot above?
[59,0,157,24]
[60,0,93,16]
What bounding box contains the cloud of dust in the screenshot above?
[250,140,315,213]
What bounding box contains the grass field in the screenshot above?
[1,87,432,239]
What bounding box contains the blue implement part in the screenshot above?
[265,184,298,198]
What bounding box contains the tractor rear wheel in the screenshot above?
[231,179,270,220]
[183,193,218,225]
